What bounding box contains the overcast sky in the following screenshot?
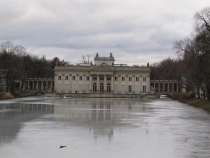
[0,0,210,65]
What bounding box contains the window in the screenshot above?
[143,86,146,93]
[121,85,125,94]
[107,83,111,93]
[86,84,89,93]
[93,83,97,93]
[100,76,104,80]
[129,85,132,93]
[65,76,68,80]
[135,85,139,94]
[80,76,82,80]
[107,76,111,80]
[93,76,97,80]
[136,77,139,81]
[114,85,118,94]
[114,77,118,81]
[79,84,82,93]
[72,84,76,93]
[129,77,132,81]
[122,77,125,81]
[65,84,68,93]
[58,76,61,80]
[143,77,146,81]
[86,76,89,80]
[72,76,75,80]
[57,84,61,93]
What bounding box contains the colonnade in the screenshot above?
[150,80,180,93]
[22,78,54,92]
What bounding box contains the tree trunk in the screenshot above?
[196,85,200,98]
[206,84,210,101]
[21,78,25,91]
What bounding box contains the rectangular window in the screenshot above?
[65,76,68,80]
[143,77,146,81]
[114,85,118,94]
[107,76,111,80]
[100,76,104,80]
[129,85,132,93]
[79,84,82,93]
[80,76,82,80]
[122,77,125,81]
[57,84,61,93]
[143,86,146,93]
[86,84,89,93]
[72,76,75,80]
[58,76,61,80]
[114,77,118,81]
[93,76,97,80]
[135,85,139,94]
[86,76,89,80]
[65,84,68,93]
[121,85,125,94]
[136,77,139,81]
[72,84,76,93]
[129,77,132,81]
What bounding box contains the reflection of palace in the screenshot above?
[0,104,54,112]
[54,99,149,121]
[54,98,150,139]
[54,53,150,94]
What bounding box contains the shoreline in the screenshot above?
[175,98,210,113]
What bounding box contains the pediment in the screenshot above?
[90,65,114,72]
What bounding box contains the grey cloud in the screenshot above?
[0,0,210,65]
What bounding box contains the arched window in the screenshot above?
[107,83,111,93]
[93,83,97,93]
[100,83,104,93]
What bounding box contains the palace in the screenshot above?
[54,53,151,94]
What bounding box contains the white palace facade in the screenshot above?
[54,53,151,94]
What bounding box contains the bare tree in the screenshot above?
[79,54,91,64]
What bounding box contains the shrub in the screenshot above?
[171,92,188,101]
[188,91,195,99]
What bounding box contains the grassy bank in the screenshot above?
[171,92,210,113]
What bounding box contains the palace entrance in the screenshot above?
[100,83,104,93]
[93,83,97,93]
[107,83,111,93]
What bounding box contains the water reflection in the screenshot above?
[1,97,210,158]
[53,98,150,140]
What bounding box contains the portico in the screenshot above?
[90,65,114,93]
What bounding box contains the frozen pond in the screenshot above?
[0,96,210,158]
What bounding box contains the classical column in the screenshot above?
[46,81,48,91]
[23,81,26,90]
[177,83,179,92]
[163,83,165,92]
[41,80,43,90]
[104,75,107,93]
[168,83,169,92]
[172,82,174,92]
[90,75,93,93]
[158,83,160,92]
[111,75,114,93]
[97,75,99,92]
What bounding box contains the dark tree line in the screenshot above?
[0,41,64,93]
[151,7,210,100]
[173,7,210,100]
